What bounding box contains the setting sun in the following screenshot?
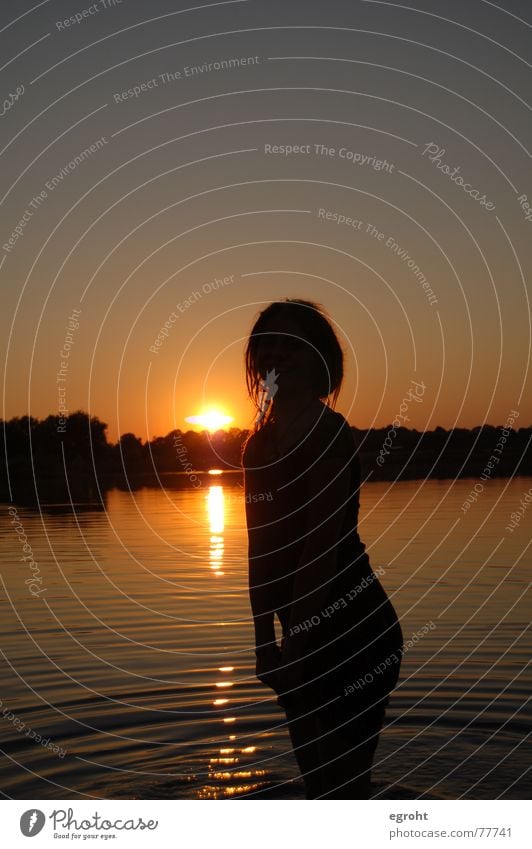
[185,409,234,431]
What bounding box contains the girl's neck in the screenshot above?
[271,395,323,422]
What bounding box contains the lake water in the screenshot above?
[1,476,531,800]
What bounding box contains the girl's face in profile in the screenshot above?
[255,316,317,400]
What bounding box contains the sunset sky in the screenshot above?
[2,0,531,442]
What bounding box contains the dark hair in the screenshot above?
[245,299,344,426]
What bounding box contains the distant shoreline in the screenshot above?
[1,411,530,505]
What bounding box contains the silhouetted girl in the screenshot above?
[242,299,403,799]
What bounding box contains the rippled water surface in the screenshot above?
[1,476,531,799]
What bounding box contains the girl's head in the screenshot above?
[245,299,344,422]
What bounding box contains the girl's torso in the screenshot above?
[243,406,404,705]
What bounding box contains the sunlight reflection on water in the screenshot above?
[0,476,530,799]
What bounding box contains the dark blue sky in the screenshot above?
[2,0,531,438]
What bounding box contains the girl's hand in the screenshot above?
[277,635,309,697]
[255,644,282,694]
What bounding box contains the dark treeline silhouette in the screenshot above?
[1,411,530,505]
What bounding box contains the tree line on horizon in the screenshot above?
[1,411,530,504]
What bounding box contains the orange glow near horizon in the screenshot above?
[185,408,234,431]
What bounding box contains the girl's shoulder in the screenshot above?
[241,423,272,468]
[304,407,356,461]
[241,406,356,468]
